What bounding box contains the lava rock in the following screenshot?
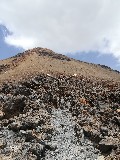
[99,136,119,153]
[100,126,108,136]
[113,116,120,126]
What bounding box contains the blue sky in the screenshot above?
[67,52,120,71]
[0,24,120,71]
[0,25,24,59]
[0,0,120,71]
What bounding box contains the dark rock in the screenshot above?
[83,126,91,137]
[8,122,20,132]
[3,95,26,118]
[100,126,108,136]
[0,140,6,149]
[99,136,119,153]
[83,126,102,143]
[113,116,120,126]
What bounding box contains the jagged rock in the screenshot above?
[8,122,21,132]
[3,95,26,118]
[0,140,6,149]
[100,126,108,136]
[83,126,102,143]
[83,126,91,137]
[113,116,120,126]
[99,136,119,153]
[29,142,45,157]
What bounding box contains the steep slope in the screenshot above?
[0,48,120,160]
[0,47,120,84]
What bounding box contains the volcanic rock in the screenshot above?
[0,48,120,159]
[99,136,119,153]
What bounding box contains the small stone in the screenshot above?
[0,141,6,149]
[0,110,5,119]
[100,126,108,136]
[32,78,39,85]
[66,101,71,108]
[116,109,120,113]
[61,98,64,104]
[8,122,20,132]
[97,155,105,160]
[19,130,26,134]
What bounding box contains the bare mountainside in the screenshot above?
[0,47,120,84]
[0,48,120,160]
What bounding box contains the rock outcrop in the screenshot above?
[0,73,120,159]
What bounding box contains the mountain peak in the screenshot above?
[0,47,120,84]
[15,47,71,61]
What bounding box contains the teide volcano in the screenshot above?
[0,48,120,160]
[0,47,120,84]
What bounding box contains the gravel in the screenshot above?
[45,108,101,160]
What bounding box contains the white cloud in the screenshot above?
[0,0,120,61]
[5,35,36,49]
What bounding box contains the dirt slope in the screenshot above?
[0,47,120,84]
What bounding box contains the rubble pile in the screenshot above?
[0,74,120,159]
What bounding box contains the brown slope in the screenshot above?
[0,47,120,84]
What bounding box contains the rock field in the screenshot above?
[0,73,120,160]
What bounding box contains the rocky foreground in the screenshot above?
[0,74,120,160]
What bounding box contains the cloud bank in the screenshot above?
[0,0,120,61]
